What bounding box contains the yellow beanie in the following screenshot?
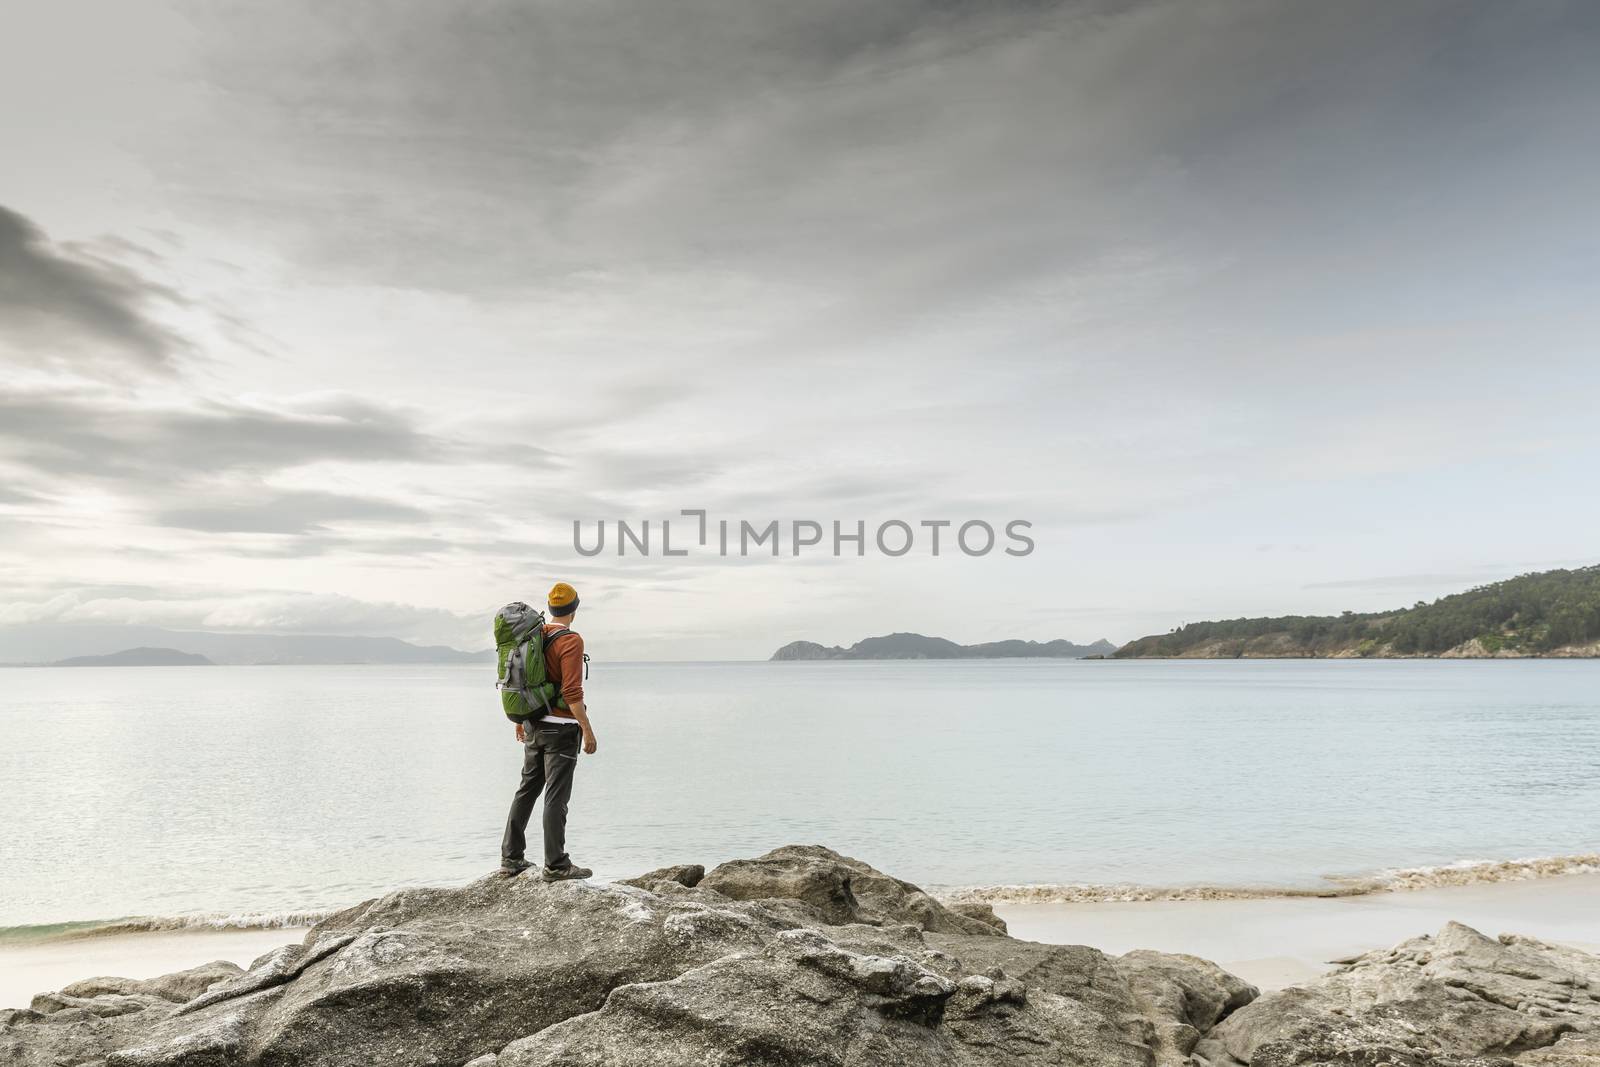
[548,582,579,616]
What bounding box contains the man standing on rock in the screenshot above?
[501,582,598,881]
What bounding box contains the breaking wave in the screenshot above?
[939,852,1600,906]
[0,910,335,945]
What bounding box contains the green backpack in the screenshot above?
[493,602,573,722]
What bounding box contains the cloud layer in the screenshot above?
[3,1,1600,656]
[0,205,187,373]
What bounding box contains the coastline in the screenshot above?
[8,868,1600,1010]
[996,871,1600,991]
[0,927,307,1013]
[941,851,1600,904]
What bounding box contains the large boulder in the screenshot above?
[495,929,965,1066]
[0,960,248,1067]
[1117,950,1260,1065]
[699,844,1008,935]
[108,875,781,1067]
[1199,921,1600,1066]
[500,919,1187,1067]
[927,932,1257,1067]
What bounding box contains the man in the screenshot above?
[500,581,598,881]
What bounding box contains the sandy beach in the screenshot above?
[6,873,1598,1010]
[0,928,307,1012]
[997,871,1600,990]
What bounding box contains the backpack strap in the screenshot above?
[541,628,581,705]
[542,628,590,679]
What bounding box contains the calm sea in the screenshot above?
[3,660,1599,931]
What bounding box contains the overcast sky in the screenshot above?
[3,0,1599,658]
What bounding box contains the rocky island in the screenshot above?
[52,647,215,667]
[773,634,1117,661]
[6,845,1596,1066]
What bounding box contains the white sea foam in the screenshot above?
[0,910,337,944]
[1363,853,1600,891]
[938,852,1600,906]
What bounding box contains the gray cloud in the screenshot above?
[229,532,468,560]
[154,488,430,534]
[0,388,447,484]
[0,578,183,602]
[0,387,466,548]
[0,204,188,372]
[577,448,726,493]
[0,484,44,505]
[155,0,1600,347]
[163,1,1095,297]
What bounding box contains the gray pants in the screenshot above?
[501,721,581,868]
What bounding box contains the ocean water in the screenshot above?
[3,659,1599,931]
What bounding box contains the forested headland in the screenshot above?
[1114,566,1600,658]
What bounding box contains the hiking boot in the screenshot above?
[541,862,592,882]
[499,859,534,877]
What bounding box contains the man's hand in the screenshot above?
[515,722,526,743]
[568,699,597,755]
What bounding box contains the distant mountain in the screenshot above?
[1113,565,1600,659]
[0,624,486,666]
[770,632,1117,661]
[54,647,214,667]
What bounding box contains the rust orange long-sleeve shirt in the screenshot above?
[542,623,585,715]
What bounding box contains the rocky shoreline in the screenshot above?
[5,845,1597,1066]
